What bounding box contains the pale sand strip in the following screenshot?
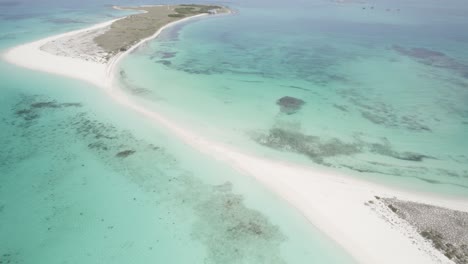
[2,9,467,264]
[3,18,117,87]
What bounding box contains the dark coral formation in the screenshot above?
[252,126,437,165]
[281,85,311,91]
[276,96,305,115]
[71,116,289,264]
[277,44,353,86]
[337,87,433,132]
[116,150,136,158]
[157,60,172,66]
[0,252,21,264]
[159,51,177,59]
[333,104,348,112]
[368,138,434,162]
[360,110,431,132]
[13,99,82,122]
[2,94,289,264]
[383,198,468,264]
[30,101,60,108]
[162,42,352,86]
[192,182,286,264]
[250,124,468,189]
[392,45,445,59]
[253,128,360,164]
[392,45,468,78]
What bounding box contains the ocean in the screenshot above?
[0,0,355,263]
[0,0,467,263]
[119,0,468,196]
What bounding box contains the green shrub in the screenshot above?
[168,14,185,18]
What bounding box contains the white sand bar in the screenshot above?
[3,18,117,88]
[3,6,467,264]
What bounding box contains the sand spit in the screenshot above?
[2,4,468,264]
[40,25,110,63]
[3,5,227,87]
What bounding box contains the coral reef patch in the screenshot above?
[276,96,305,115]
[1,94,288,263]
[392,45,468,78]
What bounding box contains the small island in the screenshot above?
[6,4,232,88]
[41,4,230,63]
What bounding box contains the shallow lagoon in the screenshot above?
[1,0,468,263]
[0,59,358,264]
[119,0,468,196]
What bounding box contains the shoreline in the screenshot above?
[106,12,209,88]
[2,7,467,264]
[2,18,120,87]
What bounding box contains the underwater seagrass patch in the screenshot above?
[276,96,305,115]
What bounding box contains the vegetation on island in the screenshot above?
[169,5,225,17]
[93,4,229,59]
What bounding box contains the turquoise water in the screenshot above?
[2,0,468,263]
[0,1,359,263]
[119,0,468,197]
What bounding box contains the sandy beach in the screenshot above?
[3,5,468,264]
